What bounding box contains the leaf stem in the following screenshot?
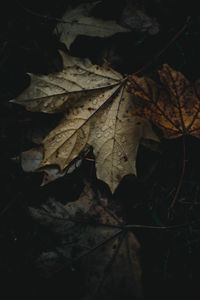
[169,135,186,210]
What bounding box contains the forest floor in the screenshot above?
[1,0,200,299]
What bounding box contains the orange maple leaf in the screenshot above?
[126,64,200,139]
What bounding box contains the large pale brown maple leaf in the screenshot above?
[126,64,200,139]
[11,51,158,193]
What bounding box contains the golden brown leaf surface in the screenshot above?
[12,51,158,192]
[127,64,200,139]
[29,183,142,299]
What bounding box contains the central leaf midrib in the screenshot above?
[43,81,125,164]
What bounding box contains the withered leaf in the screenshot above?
[11,51,158,192]
[127,64,200,139]
[121,0,159,35]
[54,1,130,49]
[29,183,142,300]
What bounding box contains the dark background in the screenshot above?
[1,0,200,298]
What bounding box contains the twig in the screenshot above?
[169,135,186,210]
[40,207,200,232]
[15,0,66,23]
[125,221,190,231]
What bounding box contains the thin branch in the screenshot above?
[169,135,186,210]
[125,222,190,231]
[15,0,65,23]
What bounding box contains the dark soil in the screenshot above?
[1,0,200,299]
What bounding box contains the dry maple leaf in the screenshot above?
[11,51,158,192]
[126,64,200,139]
[54,1,130,49]
[29,183,142,300]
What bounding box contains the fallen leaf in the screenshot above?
[29,183,143,299]
[21,147,43,172]
[54,1,130,49]
[127,64,200,139]
[20,146,83,185]
[11,51,158,192]
[121,0,159,35]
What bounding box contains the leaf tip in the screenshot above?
[9,99,16,104]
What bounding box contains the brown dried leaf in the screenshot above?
[127,64,200,139]
[11,51,158,192]
[29,183,142,299]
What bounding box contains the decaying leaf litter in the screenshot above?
[127,64,200,139]
[8,2,161,297]
[30,182,142,299]
[11,50,157,297]
[127,63,200,209]
[1,0,200,293]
